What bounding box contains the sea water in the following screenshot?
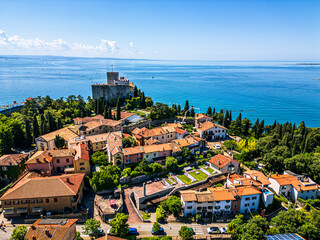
[0,55,319,127]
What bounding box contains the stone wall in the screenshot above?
[92,84,132,101]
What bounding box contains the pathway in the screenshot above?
[123,189,141,223]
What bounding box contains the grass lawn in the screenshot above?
[177,175,194,185]
[166,179,173,185]
[205,167,216,174]
[190,171,208,181]
[198,164,206,168]
[170,177,177,183]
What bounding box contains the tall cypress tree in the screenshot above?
[184,100,189,116]
[32,115,40,141]
[56,117,63,129]
[116,98,121,120]
[134,86,138,97]
[206,107,212,116]
[140,92,146,109]
[177,105,181,115]
[212,108,216,114]
[292,138,298,156]
[104,105,108,119]
[108,107,112,119]
[25,119,33,147]
[190,107,195,117]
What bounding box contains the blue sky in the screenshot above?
[0,0,319,60]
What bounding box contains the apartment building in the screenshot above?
[196,122,227,140]
[209,154,240,173]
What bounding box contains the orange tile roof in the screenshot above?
[175,127,187,135]
[195,113,211,120]
[74,143,90,161]
[236,186,261,196]
[143,143,172,154]
[0,173,85,200]
[270,174,319,191]
[0,154,28,166]
[197,121,227,132]
[169,143,182,153]
[196,191,214,202]
[145,138,161,145]
[25,219,78,240]
[270,174,297,186]
[244,170,271,185]
[181,191,197,202]
[172,139,190,148]
[209,154,239,168]
[123,146,144,156]
[37,127,78,142]
[111,110,136,120]
[208,188,236,201]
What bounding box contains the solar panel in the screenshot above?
[38,219,67,225]
[264,233,305,240]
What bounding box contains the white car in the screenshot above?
[207,227,219,234]
[220,227,227,234]
[214,144,221,149]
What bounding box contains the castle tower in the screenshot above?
[107,72,119,85]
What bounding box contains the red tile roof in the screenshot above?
[209,154,239,168]
[0,154,28,166]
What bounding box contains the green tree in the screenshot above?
[25,119,33,147]
[32,115,40,141]
[0,124,14,154]
[91,151,108,165]
[89,165,120,191]
[110,213,129,237]
[182,147,192,159]
[116,98,121,120]
[206,107,212,116]
[76,231,83,240]
[82,218,101,237]
[122,136,135,148]
[152,222,161,233]
[156,205,166,222]
[241,215,269,240]
[179,226,193,240]
[165,156,178,171]
[54,135,65,149]
[10,226,27,240]
[165,196,182,216]
[183,100,189,116]
[104,104,108,119]
[190,107,195,117]
[150,162,163,173]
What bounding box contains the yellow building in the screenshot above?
[73,143,91,176]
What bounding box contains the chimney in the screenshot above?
[218,160,221,165]
[32,235,36,240]
[143,182,146,196]
[240,181,243,186]
[298,184,301,191]
[250,181,253,186]
[53,147,56,150]
[254,176,258,181]
[276,172,279,176]
[45,228,51,237]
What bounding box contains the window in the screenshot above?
[282,186,287,190]
[245,197,250,201]
[5,201,11,205]
[252,203,255,206]
[301,191,304,193]
[215,206,220,210]
[146,155,148,158]
[245,203,249,207]
[187,206,192,209]
[22,200,27,204]
[80,162,84,166]
[234,204,237,208]
[225,205,231,209]
[66,158,69,163]
[56,159,60,163]
[46,199,49,203]
[37,199,43,203]
[54,198,58,202]
[216,201,220,204]
[127,160,130,163]
[226,200,230,203]
[30,199,35,204]
[208,206,213,210]
[252,197,257,200]
[2,167,8,171]
[80,168,85,171]
[154,154,156,156]
[307,190,309,193]
[197,207,202,211]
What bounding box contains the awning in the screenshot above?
[17,208,28,214]
[32,207,43,213]
[3,208,14,214]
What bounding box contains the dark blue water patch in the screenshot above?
[0,55,319,127]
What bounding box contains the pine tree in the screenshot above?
[177,105,181,115]
[271,120,277,130]
[206,107,212,116]
[292,138,298,156]
[298,121,306,136]
[140,92,146,109]
[32,115,40,141]
[134,85,138,97]
[25,119,33,147]
[183,100,189,116]
[252,118,259,137]
[190,107,195,117]
[108,107,112,119]
[56,117,63,129]
[212,108,215,114]
[40,114,47,135]
[303,134,310,153]
[116,98,121,120]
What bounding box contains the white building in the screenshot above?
[269,173,319,201]
[196,122,227,140]
[236,186,261,214]
[180,190,214,217]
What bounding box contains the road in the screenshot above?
[0,222,228,239]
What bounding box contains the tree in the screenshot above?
[25,119,33,147]
[54,135,65,149]
[104,104,108,119]
[122,136,135,148]
[56,117,63,129]
[156,205,166,222]
[179,226,193,240]
[182,147,192,159]
[89,165,120,191]
[82,218,101,237]
[150,162,163,173]
[76,231,83,240]
[32,115,40,141]
[190,107,195,117]
[241,215,269,240]
[152,222,161,233]
[91,151,108,165]
[110,213,129,237]
[116,98,121,120]
[134,85,138,97]
[140,92,146,109]
[0,124,14,154]
[183,100,189,116]
[206,107,212,116]
[177,105,181,115]
[165,157,178,171]
[165,196,182,216]
[10,226,27,240]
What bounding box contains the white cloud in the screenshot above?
[0,29,122,57]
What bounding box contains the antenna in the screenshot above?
[111,64,114,72]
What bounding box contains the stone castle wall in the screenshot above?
[92,84,132,101]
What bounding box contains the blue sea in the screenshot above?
[0,55,319,127]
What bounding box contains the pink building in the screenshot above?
[123,146,144,165]
[25,149,74,175]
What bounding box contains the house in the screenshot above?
[132,125,177,145]
[233,186,261,214]
[195,113,212,127]
[0,154,28,182]
[25,219,78,240]
[180,190,214,217]
[73,115,122,136]
[105,132,124,166]
[227,173,273,207]
[36,127,79,151]
[208,154,240,173]
[0,172,85,217]
[111,110,142,125]
[142,143,172,164]
[25,150,73,175]
[123,146,144,165]
[196,122,227,140]
[72,143,91,176]
[269,173,319,201]
[208,187,236,216]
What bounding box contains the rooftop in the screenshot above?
[37,127,78,142]
[0,154,28,166]
[209,154,239,168]
[26,149,73,165]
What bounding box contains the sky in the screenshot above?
[0,0,320,60]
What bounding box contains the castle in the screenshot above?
[92,72,134,101]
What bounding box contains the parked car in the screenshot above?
[128,228,138,235]
[189,228,195,234]
[220,227,227,234]
[106,228,116,236]
[88,229,104,237]
[207,227,219,234]
[152,227,165,235]
[214,144,221,150]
